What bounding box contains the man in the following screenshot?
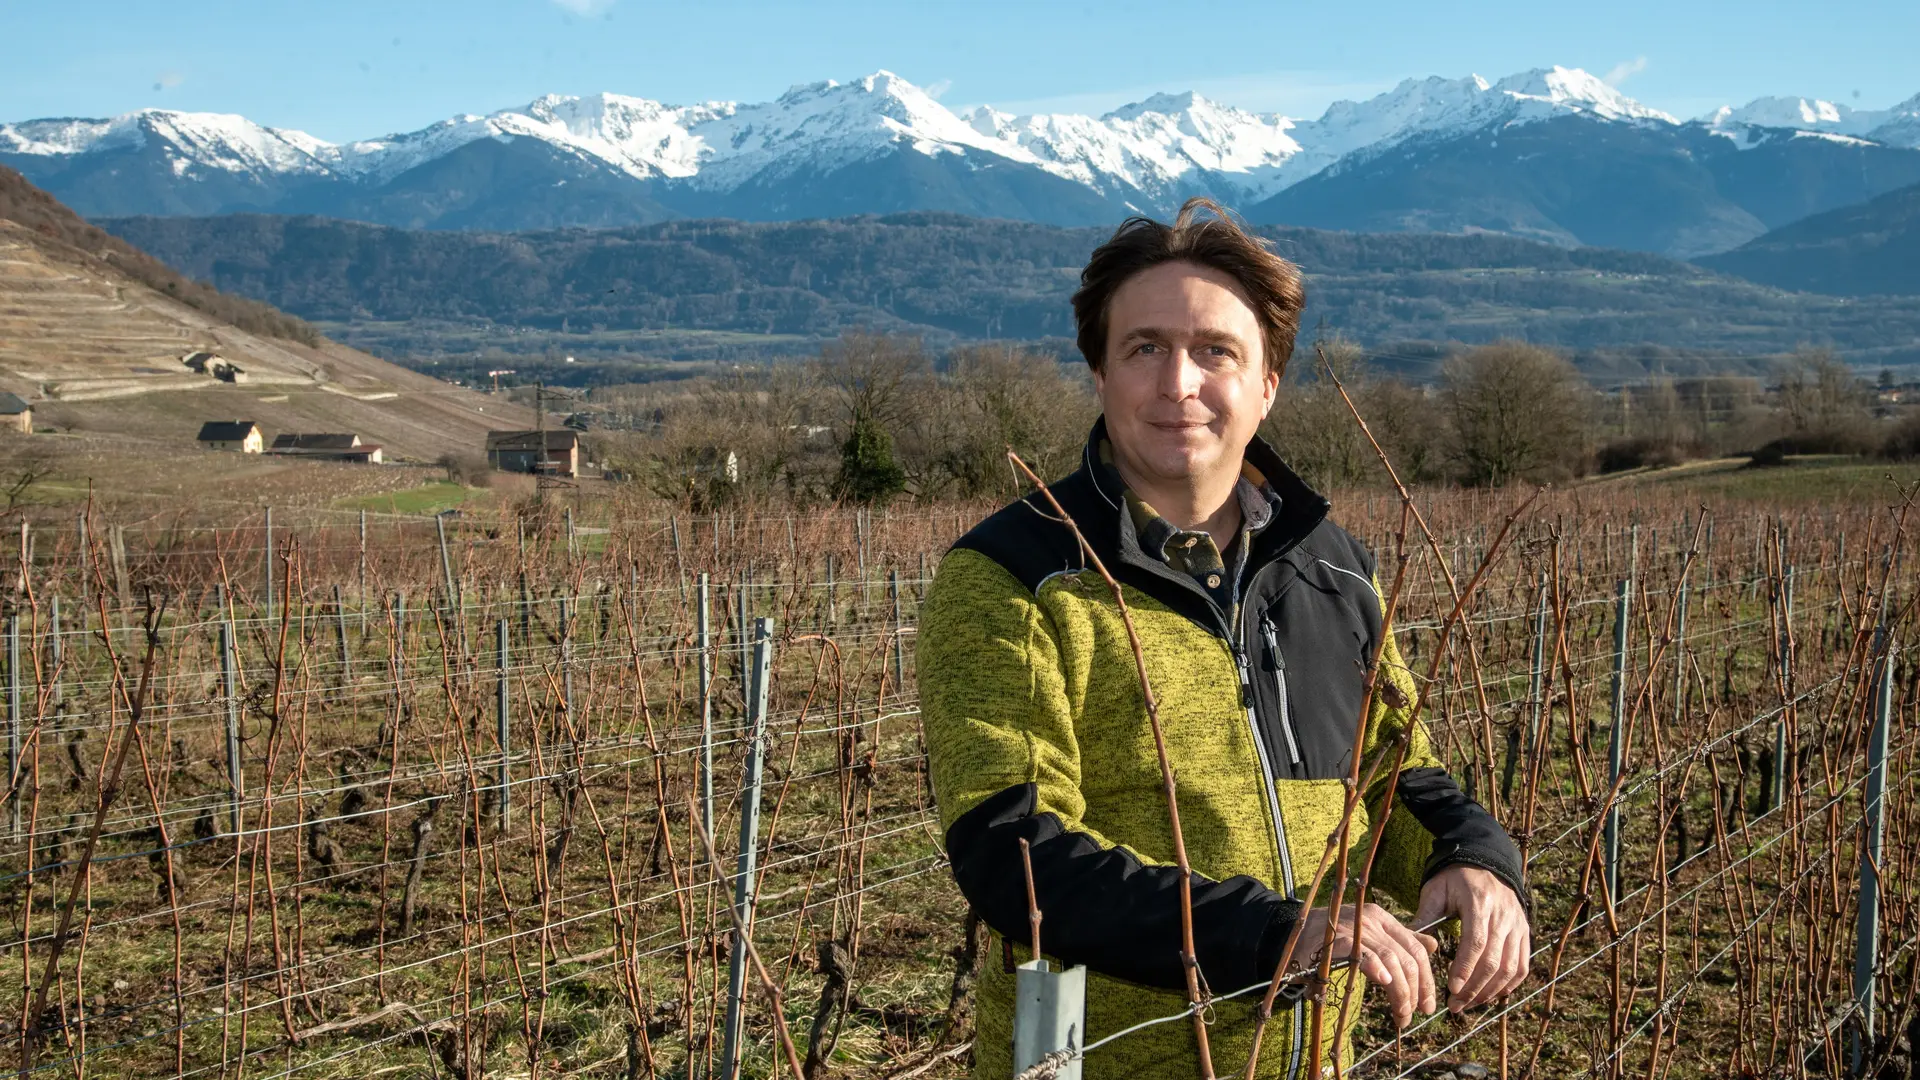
[916,199,1531,1078]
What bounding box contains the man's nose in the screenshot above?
[1157,349,1204,400]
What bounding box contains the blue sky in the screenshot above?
[5,0,1917,140]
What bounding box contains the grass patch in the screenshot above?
[334,480,479,515]
[1645,455,1920,502]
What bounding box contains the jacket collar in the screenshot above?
[1075,417,1332,629]
[1080,415,1330,561]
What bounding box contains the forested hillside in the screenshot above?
[1699,180,1920,296]
[1,165,318,344]
[102,211,1920,373]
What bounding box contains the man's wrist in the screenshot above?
[1425,850,1532,919]
[1254,897,1309,980]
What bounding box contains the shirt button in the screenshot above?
[1206,574,1221,588]
[1182,537,1199,549]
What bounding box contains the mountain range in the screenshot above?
[8,68,1920,257]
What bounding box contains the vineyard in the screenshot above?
[2,481,1918,1079]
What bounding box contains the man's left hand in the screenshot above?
[1413,865,1529,1012]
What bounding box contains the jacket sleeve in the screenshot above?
[918,547,1304,993]
[1362,584,1532,919]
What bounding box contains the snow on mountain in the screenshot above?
[961,66,1673,203]
[1276,66,1677,183]
[0,66,1699,200]
[1866,93,1920,149]
[1698,96,1879,143]
[676,71,1039,189]
[964,92,1302,202]
[1698,92,1920,149]
[0,110,335,177]
[327,93,731,184]
[6,67,1914,221]
[1494,67,1676,123]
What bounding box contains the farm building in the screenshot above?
[486,429,579,477]
[268,433,384,463]
[197,420,263,453]
[0,392,30,434]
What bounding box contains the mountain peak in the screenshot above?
[1104,91,1208,121]
[1492,66,1676,123]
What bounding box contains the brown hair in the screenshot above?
[1071,197,1305,376]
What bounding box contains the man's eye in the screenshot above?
[1136,343,1159,355]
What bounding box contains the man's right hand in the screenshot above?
[1294,902,1440,1029]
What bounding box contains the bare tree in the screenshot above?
[814,331,930,431]
[918,345,1093,499]
[1263,338,1446,489]
[1441,341,1593,486]
[1774,348,1872,447]
[1264,337,1375,490]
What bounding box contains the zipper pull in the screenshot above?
[1233,645,1254,707]
[1262,616,1285,670]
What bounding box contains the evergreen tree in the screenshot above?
[836,416,906,505]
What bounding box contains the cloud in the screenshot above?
[924,79,953,100]
[1604,56,1650,87]
[152,71,185,92]
[549,0,615,14]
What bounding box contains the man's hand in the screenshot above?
[1414,865,1530,1012]
[1296,902,1439,1029]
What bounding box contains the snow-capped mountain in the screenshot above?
[0,110,335,176]
[5,67,1919,256]
[1699,93,1920,148]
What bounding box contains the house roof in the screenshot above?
[486,429,579,452]
[197,420,259,442]
[0,392,29,415]
[271,433,360,451]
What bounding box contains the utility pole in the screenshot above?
[533,380,576,495]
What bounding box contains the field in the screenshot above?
[2,478,1918,1080]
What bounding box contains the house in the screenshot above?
[0,392,30,435]
[268,433,384,464]
[197,421,263,453]
[485,429,579,477]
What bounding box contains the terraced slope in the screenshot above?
[0,172,531,463]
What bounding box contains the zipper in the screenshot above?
[1242,601,1303,1080]
[1130,548,1308,1080]
[1233,642,1295,898]
[1262,615,1304,768]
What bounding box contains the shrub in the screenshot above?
[437,452,494,488]
[1595,436,1687,474]
[1881,412,1920,460]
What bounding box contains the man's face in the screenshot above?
[1094,260,1277,493]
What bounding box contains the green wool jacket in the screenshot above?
[916,420,1528,1079]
